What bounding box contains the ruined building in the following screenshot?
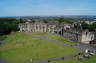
[19,21,95,44]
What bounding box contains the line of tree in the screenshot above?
[56,17,75,24]
[81,21,96,31]
[0,18,20,35]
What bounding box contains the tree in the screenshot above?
[81,21,89,30]
[81,21,96,31]
[0,18,19,35]
[89,22,96,31]
[92,22,96,29]
[56,18,74,24]
[19,18,26,23]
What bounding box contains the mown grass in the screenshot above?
[0,32,79,63]
[32,32,76,45]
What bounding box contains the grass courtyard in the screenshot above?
[32,32,76,45]
[0,32,79,63]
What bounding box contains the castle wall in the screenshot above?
[81,31,94,44]
[19,22,95,44]
[19,23,28,32]
[95,30,96,40]
[19,22,56,33]
[62,29,81,42]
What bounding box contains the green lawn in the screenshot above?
[50,56,96,63]
[32,32,76,45]
[0,32,79,63]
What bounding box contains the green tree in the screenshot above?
[81,21,89,30]
[19,18,26,23]
[56,18,74,24]
[89,22,96,31]
[0,18,19,35]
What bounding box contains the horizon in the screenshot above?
[1,15,96,18]
[0,0,96,17]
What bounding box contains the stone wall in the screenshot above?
[95,30,96,40]
[81,31,95,44]
[19,22,56,33]
[19,22,95,44]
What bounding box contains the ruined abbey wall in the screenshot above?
[19,22,95,44]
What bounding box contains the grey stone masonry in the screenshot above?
[19,21,95,44]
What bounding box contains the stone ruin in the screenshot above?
[19,21,95,44]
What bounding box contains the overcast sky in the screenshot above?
[0,0,96,16]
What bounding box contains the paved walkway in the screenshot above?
[0,58,10,63]
[0,40,3,45]
[26,32,77,49]
[0,40,10,63]
[0,40,4,48]
[31,53,80,63]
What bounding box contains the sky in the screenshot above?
[0,0,96,16]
